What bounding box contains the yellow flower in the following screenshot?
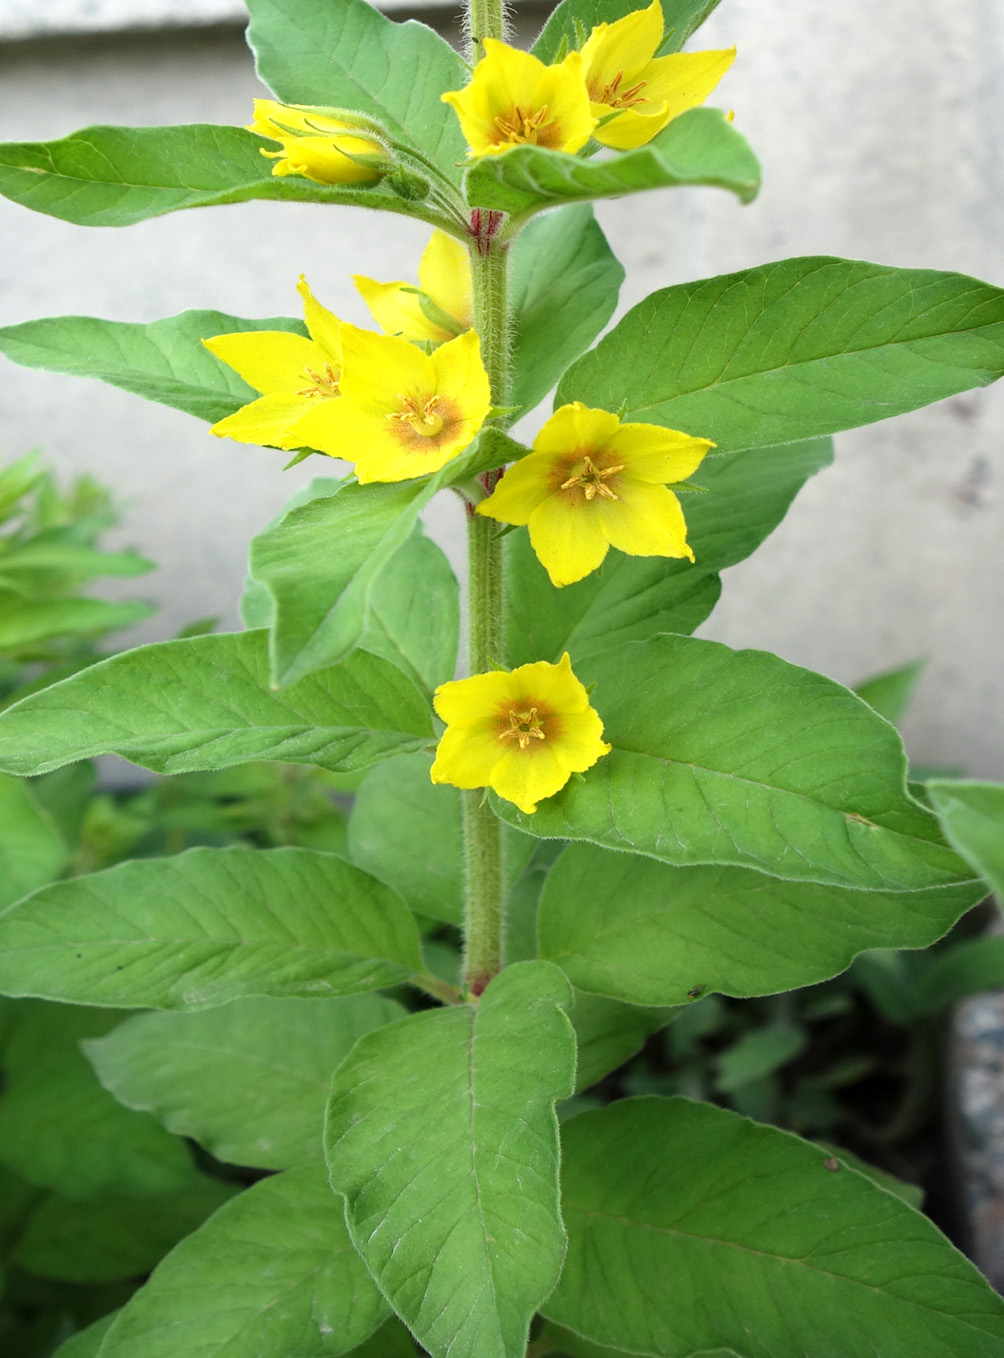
[431,653,610,814]
[353,231,473,345]
[203,277,346,451]
[477,401,713,587]
[442,40,597,156]
[580,1,735,150]
[248,99,388,185]
[325,326,491,483]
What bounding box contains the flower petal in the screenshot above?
[595,479,694,560]
[209,393,314,446]
[297,278,344,358]
[609,423,713,483]
[533,401,622,457]
[580,0,664,89]
[476,451,562,526]
[431,330,492,423]
[527,492,610,587]
[549,706,611,774]
[353,275,448,344]
[338,326,434,409]
[640,47,736,124]
[491,743,570,814]
[202,331,324,395]
[420,231,473,330]
[431,723,505,790]
[433,668,516,726]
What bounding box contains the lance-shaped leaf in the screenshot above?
[84,994,404,1170]
[0,629,433,779]
[533,0,723,63]
[493,633,974,893]
[325,962,576,1358]
[0,123,449,228]
[927,780,1004,898]
[0,846,424,1009]
[98,1167,389,1358]
[504,437,832,667]
[0,596,153,652]
[362,528,459,692]
[0,775,66,910]
[538,844,985,1007]
[466,109,758,219]
[509,205,624,415]
[246,0,467,182]
[545,1098,1004,1356]
[557,257,1004,452]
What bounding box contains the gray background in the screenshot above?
[1,0,1002,774]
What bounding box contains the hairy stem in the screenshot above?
[468,0,507,62]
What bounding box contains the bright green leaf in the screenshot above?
[495,634,972,892]
[571,989,675,1092]
[467,109,758,220]
[509,205,624,415]
[51,1313,120,1358]
[927,780,1004,898]
[325,961,576,1358]
[557,258,1004,452]
[362,527,460,691]
[538,843,984,1007]
[854,658,927,725]
[504,438,832,667]
[85,994,404,1169]
[99,1167,388,1358]
[532,0,723,63]
[0,774,65,909]
[0,596,152,651]
[0,540,152,581]
[0,630,434,778]
[545,1098,1004,1356]
[0,846,424,1009]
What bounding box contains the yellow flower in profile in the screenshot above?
[581,1,735,150]
[353,231,473,345]
[477,401,713,587]
[249,99,388,185]
[203,277,345,451]
[431,654,610,814]
[328,327,491,483]
[442,40,597,156]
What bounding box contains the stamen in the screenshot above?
[494,104,551,145]
[296,362,341,398]
[387,392,444,438]
[595,70,649,109]
[560,455,624,501]
[499,706,546,750]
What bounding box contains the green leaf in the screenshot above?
[926,780,1004,898]
[532,0,722,63]
[362,526,460,691]
[0,846,424,1009]
[0,540,152,581]
[325,961,576,1358]
[0,774,65,909]
[571,990,675,1092]
[98,1167,388,1358]
[495,633,972,893]
[346,1318,419,1358]
[0,630,434,778]
[84,994,404,1170]
[0,596,153,651]
[467,109,758,220]
[546,1098,1004,1356]
[0,1000,195,1198]
[854,658,927,725]
[246,0,467,182]
[714,1022,807,1092]
[0,123,449,228]
[509,205,624,415]
[504,438,832,667]
[12,1177,236,1283]
[557,258,1004,452]
[51,1313,120,1358]
[538,844,984,1007]
[0,309,305,425]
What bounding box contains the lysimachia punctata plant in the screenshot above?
[2,1,1004,1355]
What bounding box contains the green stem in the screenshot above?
[468,0,507,62]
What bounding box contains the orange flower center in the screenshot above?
[561,454,624,501]
[592,70,648,109]
[494,104,556,146]
[499,706,546,751]
[296,362,341,399]
[388,392,445,439]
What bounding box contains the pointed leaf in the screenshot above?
[325,961,576,1358]
[539,843,984,1007]
[0,309,305,424]
[0,774,66,909]
[0,630,434,778]
[558,257,1004,452]
[0,596,153,651]
[493,633,974,893]
[0,846,424,1009]
[99,1167,388,1358]
[504,438,831,667]
[466,109,758,219]
[85,994,404,1170]
[926,779,1004,897]
[545,1098,1004,1357]
[362,528,460,692]
[509,205,624,415]
[854,658,927,725]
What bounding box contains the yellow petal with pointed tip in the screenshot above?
[202,331,324,396]
[580,0,665,89]
[296,277,344,358]
[595,478,694,559]
[607,422,713,483]
[353,275,446,343]
[209,393,313,446]
[420,231,473,330]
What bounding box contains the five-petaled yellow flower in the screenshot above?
[203,277,345,451]
[329,326,491,483]
[581,1,735,150]
[431,654,610,814]
[442,40,597,156]
[249,99,389,185]
[353,231,473,344]
[477,401,713,587]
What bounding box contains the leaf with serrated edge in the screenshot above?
[325,961,576,1358]
[545,1098,1004,1357]
[0,629,433,778]
[493,633,974,893]
[557,257,1004,452]
[98,1167,388,1358]
[927,780,1004,899]
[538,843,985,1006]
[84,994,404,1169]
[0,846,423,1009]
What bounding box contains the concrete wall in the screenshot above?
[1,1,1002,774]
